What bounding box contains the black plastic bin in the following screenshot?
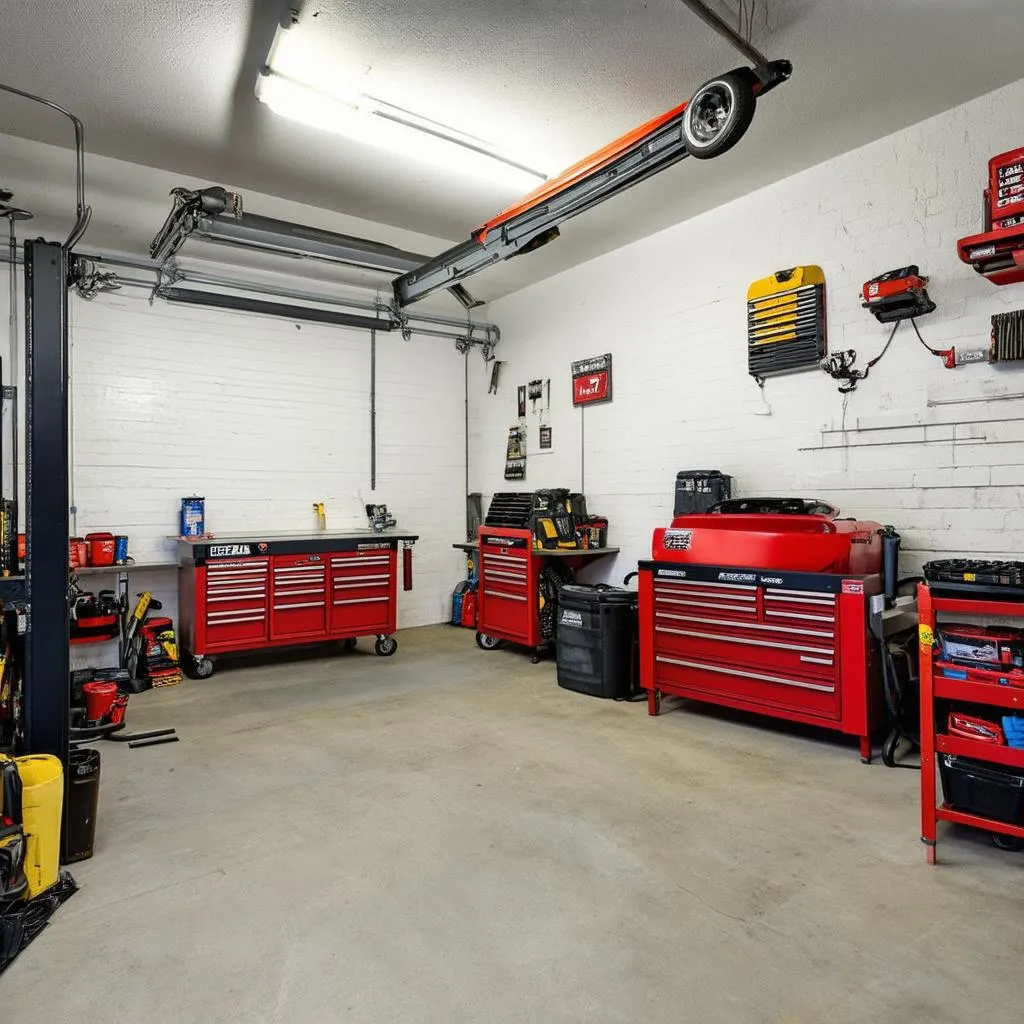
[556,585,638,699]
[674,470,732,517]
[939,754,1024,825]
[64,747,101,863]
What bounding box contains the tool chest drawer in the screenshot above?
[328,550,394,634]
[204,558,270,647]
[653,653,841,719]
[271,555,327,638]
[480,551,529,597]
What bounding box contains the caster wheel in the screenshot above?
[530,654,541,664]
[992,833,1023,852]
[340,637,358,652]
[188,656,214,680]
[374,636,398,657]
[475,632,503,651]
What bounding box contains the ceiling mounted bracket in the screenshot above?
[676,0,768,66]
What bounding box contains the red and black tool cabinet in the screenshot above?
[473,526,620,659]
[178,532,417,675]
[477,528,542,647]
[639,561,882,760]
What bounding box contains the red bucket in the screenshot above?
[86,532,116,566]
[82,681,119,723]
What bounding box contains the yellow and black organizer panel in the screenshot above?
[747,265,827,379]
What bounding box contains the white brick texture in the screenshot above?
[470,76,1024,582]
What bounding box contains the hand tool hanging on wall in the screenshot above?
[488,360,504,395]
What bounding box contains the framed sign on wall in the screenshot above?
[571,353,612,406]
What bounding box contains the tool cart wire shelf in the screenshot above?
[919,583,1024,864]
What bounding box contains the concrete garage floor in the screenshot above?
[5,625,1023,1022]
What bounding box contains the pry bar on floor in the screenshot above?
[394,59,791,306]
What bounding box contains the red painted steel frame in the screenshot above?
[919,583,1024,864]
[639,564,881,761]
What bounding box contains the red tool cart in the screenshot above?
[457,527,619,662]
[918,582,1024,864]
[638,499,886,761]
[178,531,417,678]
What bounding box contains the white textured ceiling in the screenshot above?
[2,0,1024,305]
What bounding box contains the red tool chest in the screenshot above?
[179,532,417,678]
[638,500,885,760]
[472,527,619,661]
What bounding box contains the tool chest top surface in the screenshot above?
[179,531,418,562]
[454,541,619,558]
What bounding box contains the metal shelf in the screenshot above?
[919,582,1024,864]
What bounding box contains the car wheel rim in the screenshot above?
[687,83,734,145]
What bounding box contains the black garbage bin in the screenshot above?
[556,584,638,698]
[64,747,101,863]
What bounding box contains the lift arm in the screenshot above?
[393,59,790,307]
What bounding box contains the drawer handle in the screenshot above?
[206,614,266,625]
[332,573,391,582]
[272,587,325,596]
[767,588,837,602]
[333,582,389,591]
[654,587,755,603]
[656,612,834,639]
[486,570,528,581]
[484,590,527,602]
[655,578,757,592]
[208,607,265,618]
[333,597,390,605]
[800,655,834,666]
[765,610,835,623]
[273,601,326,610]
[656,597,754,614]
[206,586,267,596]
[655,655,835,693]
[657,627,833,657]
[207,595,267,604]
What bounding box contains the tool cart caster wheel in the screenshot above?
[992,833,1023,852]
[340,637,358,653]
[374,636,398,657]
[185,655,215,680]
[475,633,503,651]
[683,71,756,160]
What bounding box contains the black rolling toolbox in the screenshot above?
[556,585,638,698]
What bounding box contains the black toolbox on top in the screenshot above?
[940,755,1024,825]
[556,585,638,699]
[673,470,732,517]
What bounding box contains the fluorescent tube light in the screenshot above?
[255,70,547,191]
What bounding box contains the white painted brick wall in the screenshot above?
[0,267,467,672]
[470,76,1024,584]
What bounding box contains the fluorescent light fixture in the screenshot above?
[255,69,548,191]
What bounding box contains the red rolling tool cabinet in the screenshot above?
[461,527,619,661]
[638,499,886,761]
[178,531,417,678]
[919,583,1024,864]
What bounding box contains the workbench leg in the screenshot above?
[859,736,872,764]
[647,688,660,716]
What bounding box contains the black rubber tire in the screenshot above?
[192,656,215,679]
[374,636,398,657]
[992,833,1023,852]
[475,632,503,651]
[340,637,358,652]
[683,72,756,160]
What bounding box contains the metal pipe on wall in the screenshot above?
[370,329,377,490]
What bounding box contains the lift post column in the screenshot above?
[23,238,70,762]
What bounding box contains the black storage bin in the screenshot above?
[673,470,732,517]
[556,585,638,698]
[939,755,1024,825]
[64,747,101,863]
